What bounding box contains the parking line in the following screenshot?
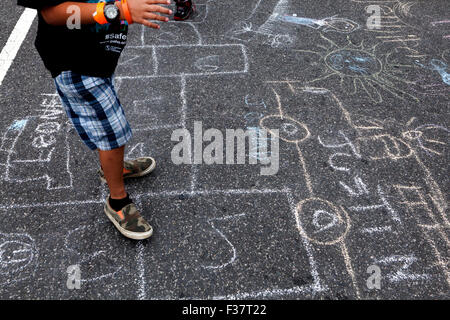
[0,8,37,87]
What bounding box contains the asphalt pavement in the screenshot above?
[0,0,449,300]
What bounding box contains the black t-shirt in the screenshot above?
[17,0,128,78]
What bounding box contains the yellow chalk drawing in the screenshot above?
[394,184,450,285]
[259,82,448,294]
[269,34,420,103]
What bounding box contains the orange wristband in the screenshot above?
[121,0,133,24]
[93,1,108,25]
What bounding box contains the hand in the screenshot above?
[127,0,173,29]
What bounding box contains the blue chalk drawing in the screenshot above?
[282,15,360,34]
[416,59,450,85]
[283,16,321,27]
[326,50,380,76]
[430,60,450,85]
[8,119,28,131]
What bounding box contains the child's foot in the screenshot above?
[99,157,156,183]
[174,0,195,21]
[104,196,153,240]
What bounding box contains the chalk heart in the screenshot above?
[296,198,349,246]
[260,115,310,143]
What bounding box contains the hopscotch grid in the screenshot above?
[2,0,448,299]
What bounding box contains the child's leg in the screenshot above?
[54,71,153,239]
[98,146,126,199]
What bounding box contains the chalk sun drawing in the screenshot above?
[293,34,419,103]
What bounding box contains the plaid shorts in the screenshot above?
[54,71,132,151]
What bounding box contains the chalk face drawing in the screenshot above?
[325,49,381,77]
[260,115,310,143]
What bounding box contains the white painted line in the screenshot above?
[0,8,37,87]
[136,242,146,300]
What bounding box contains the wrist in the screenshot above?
[120,0,134,24]
[114,1,126,21]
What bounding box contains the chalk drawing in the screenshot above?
[89,48,327,298]
[194,55,221,72]
[431,20,450,40]
[290,34,420,103]
[374,255,431,283]
[243,95,276,163]
[202,213,247,270]
[0,94,73,190]
[257,85,365,297]
[415,59,450,85]
[5,0,448,299]
[349,184,401,224]
[126,143,146,160]
[339,175,370,197]
[0,231,38,286]
[353,0,420,35]
[117,44,249,78]
[403,124,449,156]
[260,115,311,144]
[296,198,350,246]
[64,225,123,283]
[257,82,449,296]
[136,242,146,300]
[228,0,359,48]
[282,15,360,34]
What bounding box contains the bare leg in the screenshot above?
[98,146,127,199]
